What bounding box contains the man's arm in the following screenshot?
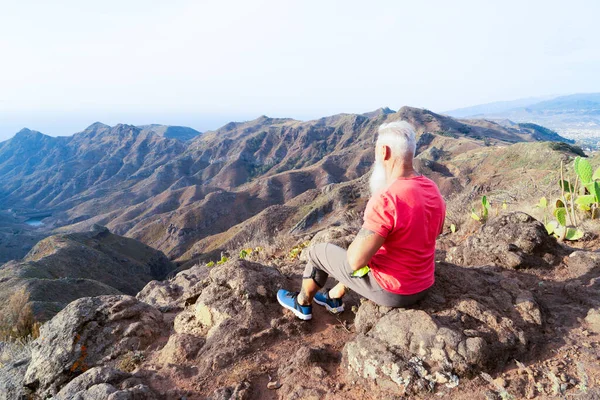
[347,228,386,271]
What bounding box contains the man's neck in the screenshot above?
[386,160,418,181]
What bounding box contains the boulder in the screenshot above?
[55,367,130,399]
[172,260,286,374]
[24,295,166,397]
[343,262,543,396]
[446,212,565,269]
[137,264,210,310]
[585,308,600,333]
[69,383,158,400]
[157,333,205,366]
[0,343,30,400]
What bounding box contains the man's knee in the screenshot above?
[302,266,328,288]
[303,243,332,287]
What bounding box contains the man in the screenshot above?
[277,121,446,320]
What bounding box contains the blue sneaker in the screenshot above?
[314,291,344,314]
[277,289,312,320]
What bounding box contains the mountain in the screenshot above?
[445,93,600,149]
[0,224,175,321]
[444,95,556,118]
[0,108,577,261]
[137,124,202,141]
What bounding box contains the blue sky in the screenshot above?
[1,0,599,140]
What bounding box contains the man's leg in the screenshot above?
[298,278,346,305]
[328,282,347,299]
[297,276,320,305]
[300,243,410,308]
[277,242,343,319]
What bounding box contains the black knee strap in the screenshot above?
[302,267,328,288]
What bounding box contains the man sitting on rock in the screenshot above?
[277,121,446,320]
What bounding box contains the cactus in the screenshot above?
[239,248,253,259]
[216,256,228,265]
[471,196,491,222]
[572,156,599,218]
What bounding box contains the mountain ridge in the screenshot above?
[444,93,600,148]
[0,106,579,261]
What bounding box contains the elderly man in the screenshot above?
[277,121,446,320]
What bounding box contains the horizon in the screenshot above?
[2,0,599,140]
[0,94,583,142]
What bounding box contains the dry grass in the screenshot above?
[117,350,145,372]
[0,290,39,368]
[0,289,40,342]
[224,228,310,267]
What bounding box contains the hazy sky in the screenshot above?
[1,0,599,140]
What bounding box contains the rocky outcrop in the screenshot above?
[137,263,210,310]
[343,261,543,397]
[54,367,130,399]
[23,295,166,398]
[0,343,30,400]
[446,212,565,269]
[170,260,286,374]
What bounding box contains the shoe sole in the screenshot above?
[277,296,312,320]
[314,298,345,314]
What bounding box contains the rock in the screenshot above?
[24,295,166,397]
[71,383,117,399]
[266,381,282,390]
[566,251,600,277]
[585,308,600,333]
[0,345,30,400]
[158,333,205,366]
[353,300,394,334]
[106,384,158,400]
[209,381,252,400]
[137,264,210,309]
[69,382,158,400]
[276,346,337,399]
[171,260,285,375]
[446,212,565,269]
[55,367,130,400]
[343,262,544,396]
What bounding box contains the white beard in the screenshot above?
[369,160,388,194]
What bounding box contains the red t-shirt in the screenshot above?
[362,175,446,295]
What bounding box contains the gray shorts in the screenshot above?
[303,243,429,308]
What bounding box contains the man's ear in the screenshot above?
[383,145,392,161]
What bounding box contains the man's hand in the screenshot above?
[347,228,386,271]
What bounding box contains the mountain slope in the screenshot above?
[0,225,175,321]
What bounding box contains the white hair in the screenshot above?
[376,121,417,158]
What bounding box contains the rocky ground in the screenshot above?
[1,213,599,399]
